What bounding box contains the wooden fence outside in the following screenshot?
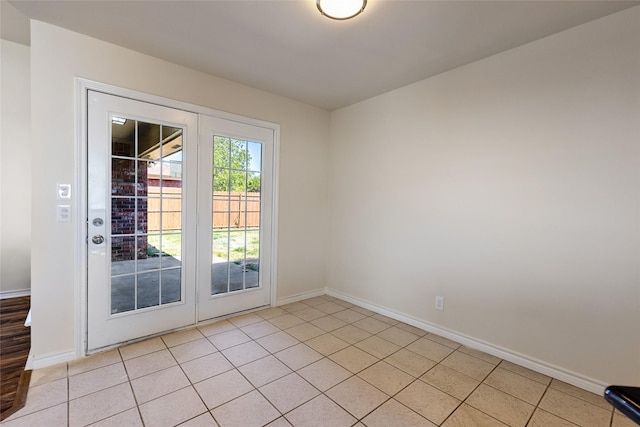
[147,188,260,231]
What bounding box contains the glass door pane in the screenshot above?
[88,90,198,351]
[211,136,261,295]
[110,118,184,314]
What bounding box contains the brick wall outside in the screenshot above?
[111,155,149,262]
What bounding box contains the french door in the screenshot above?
[197,116,274,321]
[87,91,198,351]
[87,91,274,351]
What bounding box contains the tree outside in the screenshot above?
[213,136,261,192]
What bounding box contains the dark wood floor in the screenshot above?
[0,296,31,421]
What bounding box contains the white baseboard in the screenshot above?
[26,349,78,370]
[0,289,31,299]
[276,288,326,306]
[21,286,606,395]
[326,288,607,396]
[22,290,320,370]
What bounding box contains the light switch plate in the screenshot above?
[57,184,71,200]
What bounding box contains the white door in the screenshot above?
[87,91,198,351]
[197,116,275,321]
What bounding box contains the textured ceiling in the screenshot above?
[5,1,640,110]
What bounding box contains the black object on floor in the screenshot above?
[604,385,640,426]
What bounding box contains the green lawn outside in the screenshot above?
[214,228,260,261]
[146,229,260,261]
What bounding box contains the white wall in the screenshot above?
[30,21,329,362]
[0,39,31,296]
[28,7,640,389]
[328,7,640,387]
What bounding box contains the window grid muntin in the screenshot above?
[110,117,184,314]
[211,135,262,295]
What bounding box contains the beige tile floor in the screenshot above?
[2,295,633,427]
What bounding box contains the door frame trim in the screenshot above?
[75,78,280,356]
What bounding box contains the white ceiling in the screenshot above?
[4,0,639,110]
[1,1,30,45]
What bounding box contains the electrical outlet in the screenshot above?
[57,205,71,222]
[435,296,444,311]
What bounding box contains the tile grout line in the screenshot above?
[280,309,446,425]
[162,333,218,426]
[8,295,617,427]
[524,372,554,426]
[226,334,288,425]
[244,297,343,425]
[123,338,154,427]
[306,319,443,425]
[255,298,362,424]
[437,361,502,426]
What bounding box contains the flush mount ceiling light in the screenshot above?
[111,116,127,125]
[317,0,367,20]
